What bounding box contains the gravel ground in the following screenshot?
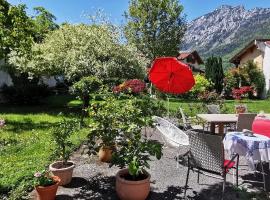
[31,128,269,200]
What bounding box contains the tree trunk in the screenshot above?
[80,95,90,127]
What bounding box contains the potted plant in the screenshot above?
[110,97,163,200]
[49,117,78,185]
[232,86,253,113]
[34,170,60,200]
[88,96,121,162]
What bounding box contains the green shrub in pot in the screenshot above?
[49,117,79,185]
[88,96,123,162]
[109,96,163,200]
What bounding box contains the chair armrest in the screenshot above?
[224,153,239,169]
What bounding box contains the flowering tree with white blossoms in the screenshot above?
[9,23,147,82]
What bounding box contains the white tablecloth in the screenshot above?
[223,132,270,170]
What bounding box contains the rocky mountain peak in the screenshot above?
[216,5,234,10]
[182,5,270,67]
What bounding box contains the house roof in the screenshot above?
[178,52,191,60]
[177,50,204,65]
[230,39,270,64]
[187,63,205,73]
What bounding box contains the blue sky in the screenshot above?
[7,0,270,23]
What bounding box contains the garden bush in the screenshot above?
[1,83,51,105]
[0,73,52,105]
[224,62,265,99]
[223,68,240,99]
[189,74,212,98]
[71,76,102,109]
[198,90,220,104]
[240,61,265,98]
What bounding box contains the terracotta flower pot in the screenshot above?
[49,161,75,186]
[98,146,113,162]
[35,176,60,200]
[235,105,247,114]
[116,169,150,200]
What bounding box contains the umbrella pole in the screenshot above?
[167,95,170,117]
[150,83,152,96]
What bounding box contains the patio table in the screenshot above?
[223,132,270,170]
[196,114,238,135]
[223,132,270,190]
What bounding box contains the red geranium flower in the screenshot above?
[232,86,253,100]
[113,79,146,94]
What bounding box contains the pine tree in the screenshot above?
[205,56,224,94]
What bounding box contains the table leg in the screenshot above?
[210,123,215,133]
[218,123,224,135]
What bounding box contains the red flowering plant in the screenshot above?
[113,79,146,95]
[232,86,253,113]
[232,86,253,101]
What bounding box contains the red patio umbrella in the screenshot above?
[149,57,195,94]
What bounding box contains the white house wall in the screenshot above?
[263,43,270,92]
[40,76,57,87]
[0,59,57,89]
[0,71,57,89]
[256,41,270,97]
[0,70,13,87]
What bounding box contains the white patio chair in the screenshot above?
[153,116,189,168]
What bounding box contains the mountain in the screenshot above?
[182,5,270,68]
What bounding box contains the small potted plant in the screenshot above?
[88,96,121,162]
[49,117,78,185]
[232,86,253,113]
[110,97,163,200]
[34,170,60,200]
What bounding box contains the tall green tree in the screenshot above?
[0,1,57,62]
[0,1,59,104]
[9,24,146,82]
[32,6,59,43]
[124,0,186,60]
[205,56,224,94]
[0,1,34,61]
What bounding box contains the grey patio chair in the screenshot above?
[179,108,204,130]
[206,104,234,132]
[207,104,221,114]
[236,113,257,132]
[184,129,239,200]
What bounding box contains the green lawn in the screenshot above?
[0,95,88,199]
[164,98,270,116]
